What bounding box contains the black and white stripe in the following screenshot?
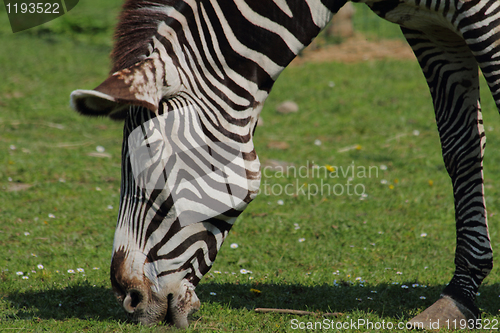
[71,0,500,326]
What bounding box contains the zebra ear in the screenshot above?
[70,54,166,120]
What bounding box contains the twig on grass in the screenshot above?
[254,308,343,317]
[55,141,94,148]
[386,133,407,142]
[338,144,361,153]
[192,316,203,330]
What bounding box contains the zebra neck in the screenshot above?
[111,1,346,119]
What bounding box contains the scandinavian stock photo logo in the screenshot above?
[258,161,380,199]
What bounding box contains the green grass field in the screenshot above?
[1,2,500,332]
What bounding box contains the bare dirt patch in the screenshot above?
[291,34,415,65]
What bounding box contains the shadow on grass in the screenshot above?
[196,281,500,319]
[4,280,500,322]
[4,280,127,321]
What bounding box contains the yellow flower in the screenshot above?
[389,185,394,190]
[326,165,335,172]
[428,180,434,186]
[356,145,362,150]
[250,288,261,294]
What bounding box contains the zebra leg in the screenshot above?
[401,27,492,328]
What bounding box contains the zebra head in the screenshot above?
[71,59,261,326]
[71,53,261,325]
[69,1,265,327]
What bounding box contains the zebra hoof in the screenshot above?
[407,295,477,329]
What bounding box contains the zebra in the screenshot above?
[70,0,500,328]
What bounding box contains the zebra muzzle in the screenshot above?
[123,289,144,313]
[110,254,199,327]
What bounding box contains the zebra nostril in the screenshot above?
[123,290,143,313]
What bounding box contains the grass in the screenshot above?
[1,2,500,332]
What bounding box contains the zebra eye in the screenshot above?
[144,140,162,154]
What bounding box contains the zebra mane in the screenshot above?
[111,0,177,73]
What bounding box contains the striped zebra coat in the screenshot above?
[70,0,500,328]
